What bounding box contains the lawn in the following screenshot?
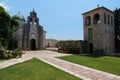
[58,55,120,76]
[0,58,81,80]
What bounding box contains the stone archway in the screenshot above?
[30,39,36,50]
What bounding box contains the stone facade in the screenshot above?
[46,39,58,47]
[12,10,46,50]
[82,6,115,53]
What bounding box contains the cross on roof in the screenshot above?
[97,4,100,8]
[18,11,20,14]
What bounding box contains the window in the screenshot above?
[85,16,91,26]
[109,31,110,34]
[109,46,111,51]
[105,46,107,51]
[111,16,113,26]
[104,13,106,24]
[88,28,93,41]
[93,14,100,24]
[105,30,107,34]
[108,14,110,24]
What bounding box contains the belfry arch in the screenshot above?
[93,13,100,24]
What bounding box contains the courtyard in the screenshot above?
[0,1,120,80]
[0,50,120,80]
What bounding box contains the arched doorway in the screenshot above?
[30,39,36,50]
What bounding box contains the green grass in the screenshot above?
[58,55,120,76]
[0,58,81,80]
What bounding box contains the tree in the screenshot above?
[0,6,11,49]
[0,6,5,12]
[0,6,18,49]
[114,8,120,52]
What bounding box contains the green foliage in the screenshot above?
[58,55,120,75]
[0,6,19,49]
[0,49,23,59]
[0,11,11,48]
[0,47,5,59]
[0,58,81,80]
[114,8,120,52]
[58,41,80,54]
[0,6,5,12]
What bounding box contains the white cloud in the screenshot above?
[0,2,11,11]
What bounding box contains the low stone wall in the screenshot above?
[58,40,87,54]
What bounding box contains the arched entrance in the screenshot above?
[30,39,36,50]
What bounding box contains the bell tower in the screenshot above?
[82,6,114,53]
[27,9,39,25]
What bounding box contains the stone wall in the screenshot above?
[46,39,58,48]
[58,40,87,54]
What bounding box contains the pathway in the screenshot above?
[0,50,120,80]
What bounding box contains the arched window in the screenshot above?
[93,14,100,24]
[104,13,106,24]
[108,14,110,24]
[111,16,113,26]
[85,16,91,26]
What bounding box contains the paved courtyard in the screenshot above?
[0,50,120,80]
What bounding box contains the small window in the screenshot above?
[111,16,113,26]
[104,13,106,24]
[106,46,107,51]
[105,30,107,34]
[85,16,91,26]
[109,46,111,51]
[108,14,110,25]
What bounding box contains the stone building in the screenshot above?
[12,9,46,50]
[46,39,58,47]
[82,6,115,53]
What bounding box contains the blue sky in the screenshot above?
[0,0,120,40]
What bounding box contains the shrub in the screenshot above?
[3,49,23,59]
[58,41,80,54]
[0,47,5,59]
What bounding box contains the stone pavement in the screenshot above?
[0,50,120,80]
